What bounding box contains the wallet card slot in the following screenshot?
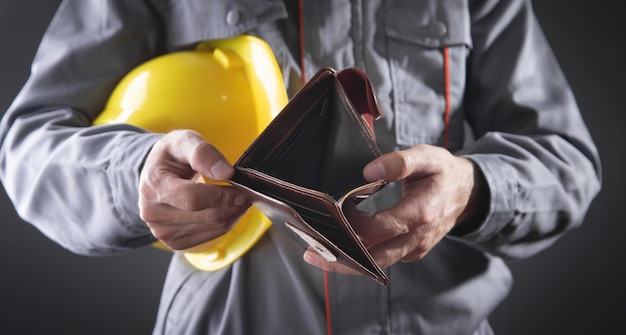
[260,189,359,255]
[300,213,357,254]
[267,194,342,235]
[286,204,359,255]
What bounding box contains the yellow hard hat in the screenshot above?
[94,35,287,271]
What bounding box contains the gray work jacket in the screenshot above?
[0,0,601,334]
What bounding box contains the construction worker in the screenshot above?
[0,1,600,334]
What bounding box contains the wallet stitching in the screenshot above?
[333,81,382,156]
[237,167,335,204]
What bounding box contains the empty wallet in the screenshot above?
[229,67,389,285]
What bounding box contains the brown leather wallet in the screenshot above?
[229,67,389,285]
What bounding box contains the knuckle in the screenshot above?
[168,240,190,251]
[139,206,159,224]
[389,151,411,177]
[397,151,412,172]
[207,214,235,232]
[372,210,391,222]
[402,242,429,262]
[419,212,437,227]
[152,229,195,251]
[373,211,409,235]
[207,208,241,230]
[139,168,168,199]
[170,129,199,141]
[216,186,243,207]
[402,251,426,262]
[149,227,174,245]
[179,194,204,212]
[138,181,154,201]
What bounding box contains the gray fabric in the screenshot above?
[0,0,601,334]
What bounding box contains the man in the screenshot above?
[0,0,600,334]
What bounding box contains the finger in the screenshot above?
[155,226,235,251]
[303,222,431,273]
[343,203,408,246]
[142,203,250,250]
[367,233,427,266]
[140,198,250,227]
[165,130,234,181]
[304,232,431,274]
[144,177,249,212]
[303,249,363,276]
[363,145,439,182]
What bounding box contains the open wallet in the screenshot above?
[229,67,390,285]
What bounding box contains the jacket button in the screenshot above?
[226,10,241,25]
[432,21,448,37]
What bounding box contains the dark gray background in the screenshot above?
[1,1,622,334]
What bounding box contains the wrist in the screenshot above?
[452,159,489,236]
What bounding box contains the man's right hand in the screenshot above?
[138,130,251,251]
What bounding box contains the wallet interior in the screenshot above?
[239,81,380,200]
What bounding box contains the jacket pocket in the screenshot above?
[384,0,472,149]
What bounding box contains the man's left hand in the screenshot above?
[303,144,482,275]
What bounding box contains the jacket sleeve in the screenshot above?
[454,0,601,258]
[0,0,166,255]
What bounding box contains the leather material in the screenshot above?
[230,67,389,284]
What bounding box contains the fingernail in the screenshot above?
[303,250,318,266]
[210,160,232,180]
[364,161,386,181]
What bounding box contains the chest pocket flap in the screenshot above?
[385,0,472,48]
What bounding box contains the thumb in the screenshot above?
[363,145,441,183]
[164,130,234,181]
[363,151,409,182]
